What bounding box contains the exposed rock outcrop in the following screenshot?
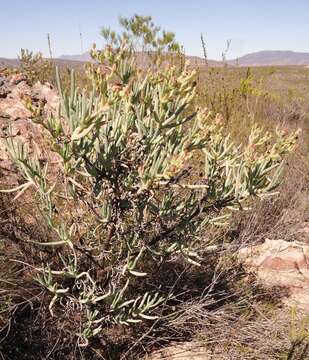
[0,72,59,183]
[239,238,309,312]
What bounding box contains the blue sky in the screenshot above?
[1,0,309,59]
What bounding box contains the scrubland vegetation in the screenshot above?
[0,15,308,359]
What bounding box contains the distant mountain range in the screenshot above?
[228,50,309,66]
[0,57,85,68]
[60,50,309,66]
[2,50,309,68]
[60,51,222,67]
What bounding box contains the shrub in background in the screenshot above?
[18,48,53,84]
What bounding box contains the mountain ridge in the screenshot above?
[60,50,309,66]
[228,50,309,66]
[2,50,309,68]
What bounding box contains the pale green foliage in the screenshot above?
[101,14,181,68]
[18,48,53,84]
[101,14,179,53]
[3,18,298,347]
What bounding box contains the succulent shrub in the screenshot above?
[3,18,298,347]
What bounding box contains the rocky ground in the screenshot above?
[0,71,58,184]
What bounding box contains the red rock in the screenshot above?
[239,238,309,312]
[0,97,31,120]
[0,74,60,178]
[9,73,27,85]
[32,81,59,110]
